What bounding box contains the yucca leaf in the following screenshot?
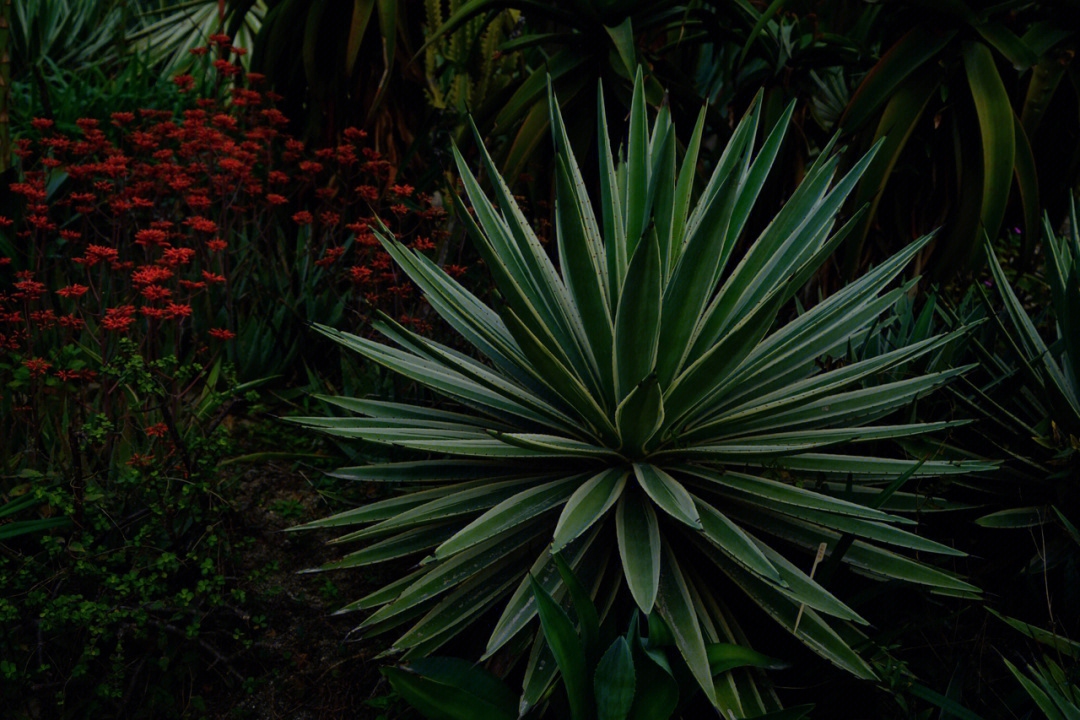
[707,643,788,675]
[552,469,627,552]
[397,563,521,652]
[555,154,615,400]
[615,375,665,453]
[370,522,541,627]
[633,464,701,529]
[313,523,460,571]
[613,233,662,399]
[597,82,627,299]
[696,498,784,585]
[667,104,707,269]
[623,67,650,258]
[436,476,580,559]
[698,538,877,678]
[486,527,604,658]
[617,491,661,613]
[656,544,718,704]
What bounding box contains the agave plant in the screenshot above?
[295,69,989,711]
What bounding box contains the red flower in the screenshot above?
[208,328,236,341]
[266,193,287,205]
[102,306,136,332]
[185,216,218,233]
[144,423,169,438]
[161,247,196,266]
[57,284,90,298]
[22,357,52,378]
[127,453,154,467]
[135,229,169,247]
[166,303,192,319]
[141,285,171,301]
[292,211,313,225]
[132,266,174,285]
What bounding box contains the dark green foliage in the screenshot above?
[0,343,251,718]
[385,556,807,719]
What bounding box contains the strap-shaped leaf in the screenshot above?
[633,464,701,529]
[369,521,541,626]
[313,523,460,571]
[697,536,877,679]
[655,543,718,704]
[552,469,628,552]
[623,67,650,259]
[617,491,661,613]
[597,82,626,299]
[530,574,592,720]
[615,374,664,453]
[486,525,604,658]
[613,233,662,399]
[436,476,580,559]
[396,561,521,653]
[683,468,907,524]
[595,637,636,720]
[962,41,1015,266]
[732,504,979,593]
[695,498,783,585]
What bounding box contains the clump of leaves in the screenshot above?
[384,554,808,719]
[296,69,989,712]
[971,202,1080,588]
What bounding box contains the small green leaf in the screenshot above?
[706,643,788,676]
[530,574,591,720]
[595,637,636,720]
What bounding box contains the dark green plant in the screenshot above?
[993,609,1080,719]
[422,0,520,122]
[125,0,266,74]
[1,0,10,174]
[422,0,726,180]
[295,68,990,713]
[384,555,808,719]
[973,204,1080,553]
[248,0,430,150]
[0,343,257,719]
[10,0,131,80]
[837,0,1079,276]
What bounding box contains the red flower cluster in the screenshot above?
[1,39,453,472]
